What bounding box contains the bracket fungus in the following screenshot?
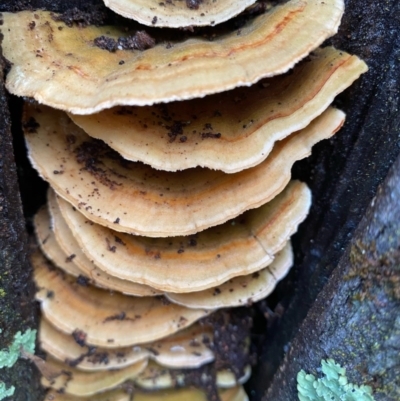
[24,105,344,237]
[40,318,214,371]
[102,0,258,28]
[46,190,161,296]
[165,242,293,309]
[40,356,148,396]
[135,361,251,390]
[68,47,367,173]
[34,206,84,279]
[33,250,210,348]
[54,180,309,293]
[2,0,344,113]
[0,0,369,398]
[43,385,248,401]
[41,357,246,396]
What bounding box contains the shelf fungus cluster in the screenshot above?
[0,0,367,399]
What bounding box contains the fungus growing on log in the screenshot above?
[33,250,210,347]
[68,47,367,172]
[23,105,344,237]
[0,0,370,398]
[34,206,83,279]
[102,0,258,27]
[55,181,309,293]
[40,318,214,371]
[1,0,343,113]
[46,190,160,296]
[165,242,293,309]
[43,385,248,401]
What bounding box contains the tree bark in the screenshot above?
[261,149,400,401]
[0,46,43,400]
[249,0,400,399]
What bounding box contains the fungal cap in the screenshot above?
[103,0,258,28]
[39,317,214,371]
[165,241,293,309]
[69,47,367,173]
[135,361,251,390]
[3,0,344,113]
[32,250,210,348]
[34,206,83,278]
[57,180,309,293]
[43,385,248,401]
[40,356,148,396]
[47,189,161,296]
[24,105,344,237]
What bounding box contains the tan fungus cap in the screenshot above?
[32,250,210,348]
[165,242,293,309]
[69,47,367,173]
[24,105,344,237]
[3,1,343,113]
[43,385,248,401]
[135,361,251,390]
[103,0,258,28]
[47,189,161,296]
[57,180,309,293]
[41,356,147,396]
[40,317,214,371]
[34,206,83,278]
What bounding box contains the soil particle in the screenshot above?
[115,31,156,51]
[23,116,40,133]
[186,0,204,9]
[76,275,90,286]
[51,6,108,27]
[72,329,87,347]
[74,139,122,190]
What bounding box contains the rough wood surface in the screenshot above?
[0,44,43,401]
[261,150,400,401]
[249,0,400,399]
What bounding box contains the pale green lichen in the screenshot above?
[297,359,376,401]
[0,328,37,400]
[0,382,15,400]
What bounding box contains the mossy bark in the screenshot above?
[0,47,43,400]
[249,0,400,398]
[258,152,400,401]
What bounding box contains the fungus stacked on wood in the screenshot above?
[0,0,368,399]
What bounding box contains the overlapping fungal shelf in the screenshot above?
[1,0,367,399]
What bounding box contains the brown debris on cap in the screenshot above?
[69,47,367,173]
[43,385,247,401]
[134,361,251,390]
[32,250,210,348]
[57,181,309,293]
[40,317,214,371]
[34,206,83,278]
[47,189,161,297]
[103,0,258,28]
[165,242,293,309]
[24,105,344,237]
[40,356,147,396]
[2,1,344,113]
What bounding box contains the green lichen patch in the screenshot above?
[297,359,376,401]
[0,328,36,369]
[0,382,15,401]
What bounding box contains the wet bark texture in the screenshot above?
[0,0,399,400]
[0,48,43,399]
[250,0,400,399]
[260,155,400,401]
